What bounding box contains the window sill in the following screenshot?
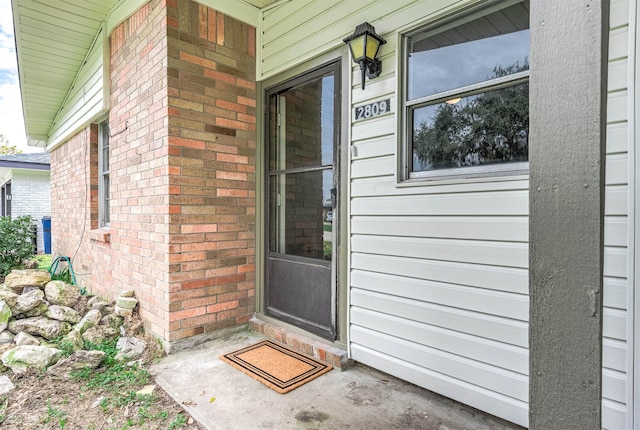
[89,228,111,244]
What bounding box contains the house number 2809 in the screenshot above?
[354,99,391,121]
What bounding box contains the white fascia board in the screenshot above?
[105,0,148,36]
[195,0,260,27]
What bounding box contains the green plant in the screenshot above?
[0,397,7,425]
[0,215,36,279]
[72,339,151,414]
[32,253,52,270]
[42,400,68,429]
[51,335,77,357]
[51,267,74,285]
[168,413,188,430]
[155,410,169,420]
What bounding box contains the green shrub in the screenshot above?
[0,215,36,279]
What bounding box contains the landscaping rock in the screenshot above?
[47,350,105,378]
[60,330,84,352]
[2,345,62,373]
[91,301,109,314]
[100,313,123,328]
[82,325,119,345]
[8,316,71,340]
[22,286,41,294]
[136,384,156,396]
[20,303,49,318]
[114,305,133,317]
[0,330,15,343]
[45,280,81,307]
[74,309,102,334]
[0,374,15,395]
[71,296,90,315]
[116,296,138,310]
[0,301,11,331]
[0,269,152,381]
[115,337,147,361]
[0,342,14,371]
[86,296,103,307]
[12,289,45,314]
[0,343,15,355]
[0,288,19,308]
[46,305,82,324]
[4,270,51,293]
[14,331,41,346]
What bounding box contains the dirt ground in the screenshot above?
[0,371,203,430]
[0,322,204,430]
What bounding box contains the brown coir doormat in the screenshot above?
[220,340,333,394]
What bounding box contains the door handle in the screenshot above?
[330,187,337,209]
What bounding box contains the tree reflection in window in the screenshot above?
[412,62,529,172]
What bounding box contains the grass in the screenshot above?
[73,340,150,392]
[0,398,7,425]
[32,253,52,270]
[41,401,68,428]
[68,339,189,428]
[323,241,332,258]
[29,254,76,286]
[5,259,190,429]
[168,413,188,429]
[67,339,184,428]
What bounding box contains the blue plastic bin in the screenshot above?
[42,216,51,254]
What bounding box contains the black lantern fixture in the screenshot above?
[343,22,386,90]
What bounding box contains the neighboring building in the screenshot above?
[0,152,51,253]
[9,0,630,428]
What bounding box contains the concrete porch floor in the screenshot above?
[151,329,525,430]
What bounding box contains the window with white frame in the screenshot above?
[403,0,530,180]
[98,121,110,227]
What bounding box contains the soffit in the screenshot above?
[12,0,282,147]
[12,0,119,144]
[243,0,280,8]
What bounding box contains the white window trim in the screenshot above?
[400,0,530,182]
[98,121,110,228]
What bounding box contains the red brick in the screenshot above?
[217,153,248,164]
[216,12,224,45]
[181,278,216,290]
[216,99,247,113]
[169,137,206,149]
[204,69,237,85]
[207,300,238,313]
[52,0,258,347]
[169,306,207,322]
[181,224,218,233]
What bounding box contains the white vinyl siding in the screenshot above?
[261,0,634,428]
[259,0,467,81]
[346,3,529,427]
[47,29,106,148]
[351,163,529,429]
[264,0,531,426]
[602,0,633,428]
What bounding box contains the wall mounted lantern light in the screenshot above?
[343,22,386,90]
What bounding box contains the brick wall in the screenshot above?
[8,170,51,252]
[165,0,257,343]
[51,0,171,340]
[109,0,171,340]
[50,0,256,348]
[50,126,117,298]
